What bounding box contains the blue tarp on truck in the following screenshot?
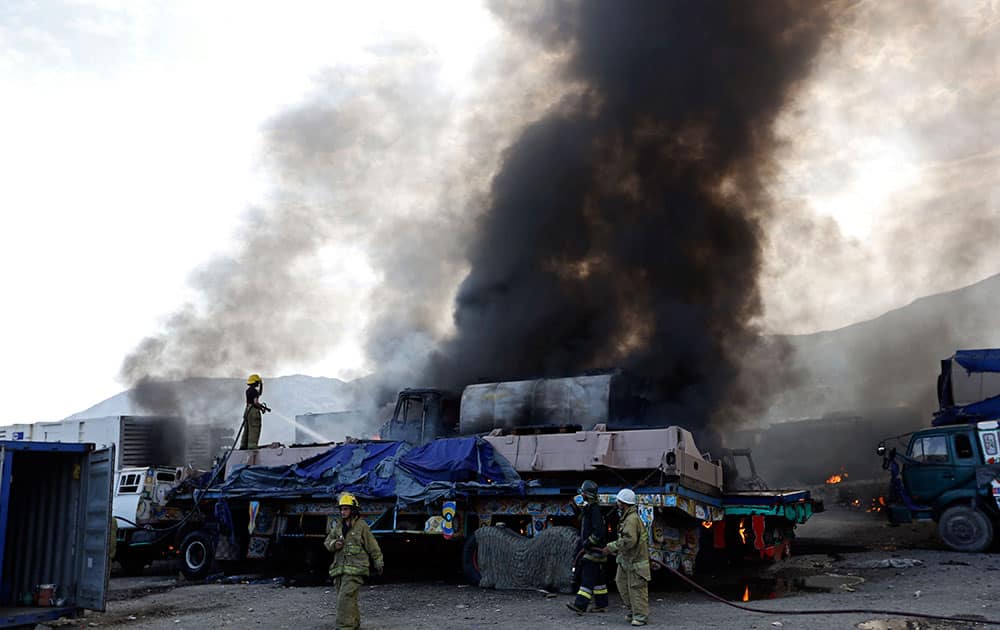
[935,349,1000,426]
[210,437,524,507]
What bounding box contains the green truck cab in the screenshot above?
[879,419,1000,552]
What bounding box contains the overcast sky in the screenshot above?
[0,0,498,423]
[1,0,997,424]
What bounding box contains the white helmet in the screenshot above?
[615,488,636,505]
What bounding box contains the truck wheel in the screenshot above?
[179,531,215,580]
[938,505,994,552]
[462,531,481,586]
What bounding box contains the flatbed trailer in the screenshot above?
[166,438,819,588]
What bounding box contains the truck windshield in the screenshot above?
[402,397,424,423]
[909,435,950,464]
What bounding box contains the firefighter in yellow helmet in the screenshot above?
[324,492,383,630]
[240,374,270,450]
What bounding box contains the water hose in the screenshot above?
[652,557,1000,626]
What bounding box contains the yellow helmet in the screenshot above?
[247,373,262,385]
[338,493,359,508]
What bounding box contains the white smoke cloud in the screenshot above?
[763,0,1000,335]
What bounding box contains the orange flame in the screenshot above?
[701,521,713,529]
[738,518,747,544]
[867,496,887,513]
[825,472,848,484]
[742,585,750,602]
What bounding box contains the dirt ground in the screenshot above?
[50,508,1000,630]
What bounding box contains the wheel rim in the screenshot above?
[186,541,207,571]
[951,519,976,544]
[948,519,976,545]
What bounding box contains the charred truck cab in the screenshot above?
[879,349,1000,552]
[380,389,459,444]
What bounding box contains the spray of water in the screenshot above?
[270,412,333,444]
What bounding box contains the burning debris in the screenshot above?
[867,496,887,513]
[825,472,848,485]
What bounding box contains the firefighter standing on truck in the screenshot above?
[601,488,650,627]
[240,373,269,450]
[324,492,384,630]
[567,479,609,614]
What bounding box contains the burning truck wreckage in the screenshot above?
[129,371,820,588]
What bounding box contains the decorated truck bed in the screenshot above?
[163,428,820,589]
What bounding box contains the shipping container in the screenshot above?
[0,441,114,628]
[0,426,32,442]
[0,417,232,471]
[30,416,184,469]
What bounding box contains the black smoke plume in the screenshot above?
[426,1,832,428]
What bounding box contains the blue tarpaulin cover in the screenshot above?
[934,349,1000,426]
[953,349,1000,373]
[209,437,523,507]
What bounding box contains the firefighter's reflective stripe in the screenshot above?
[594,584,608,596]
[576,586,593,599]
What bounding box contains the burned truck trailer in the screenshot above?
[164,374,820,587]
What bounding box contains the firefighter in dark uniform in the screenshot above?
[567,479,609,614]
[240,373,269,450]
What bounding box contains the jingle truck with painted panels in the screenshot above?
[168,373,820,586]
[877,350,1000,552]
[880,419,1000,552]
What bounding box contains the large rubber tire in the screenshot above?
[462,531,481,586]
[938,505,994,552]
[179,531,216,581]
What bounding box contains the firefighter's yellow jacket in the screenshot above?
[324,516,384,577]
[606,505,650,579]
